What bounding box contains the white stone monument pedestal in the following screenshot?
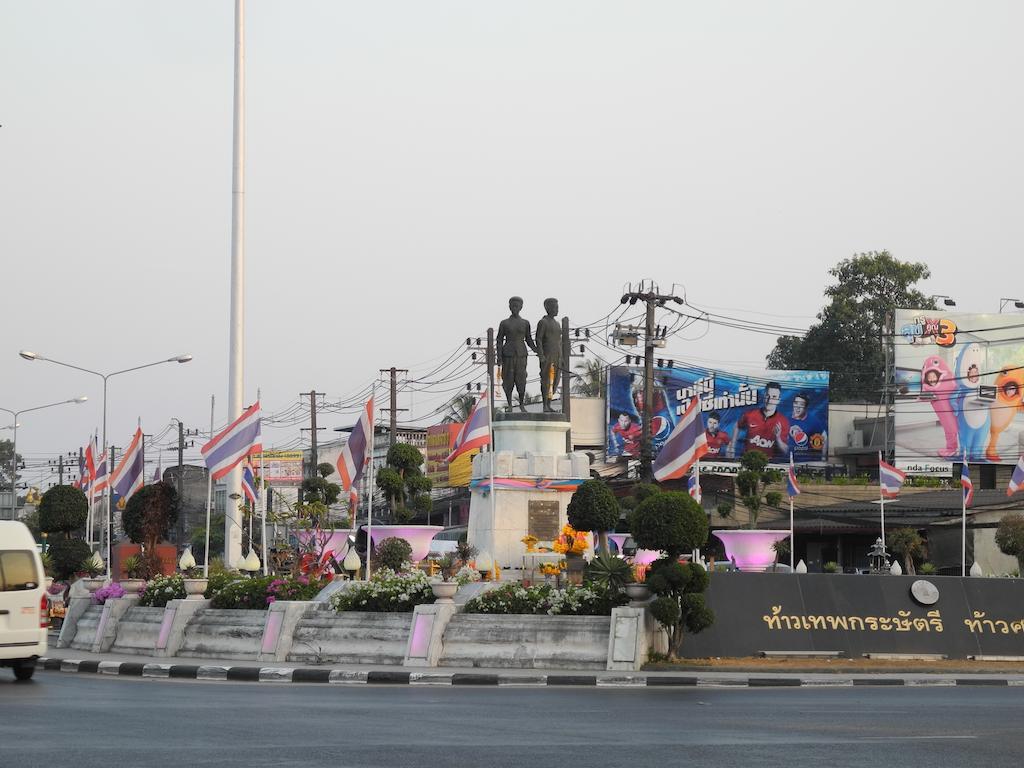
[466,414,591,573]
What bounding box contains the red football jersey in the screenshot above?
[704,430,731,456]
[738,408,790,457]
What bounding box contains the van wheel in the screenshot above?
[13,663,35,681]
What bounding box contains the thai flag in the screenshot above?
[879,453,906,499]
[111,427,145,501]
[336,397,374,508]
[1008,454,1024,497]
[241,460,258,505]
[201,401,263,481]
[652,398,708,482]
[91,447,109,495]
[786,453,801,498]
[687,467,701,504]
[151,454,162,484]
[961,455,974,508]
[446,390,491,463]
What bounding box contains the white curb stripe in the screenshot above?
[60,660,81,672]
[196,665,230,681]
[409,673,453,686]
[98,661,122,676]
[906,678,956,687]
[596,676,647,687]
[329,670,368,684]
[143,664,172,678]
[800,679,854,687]
[258,668,293,683]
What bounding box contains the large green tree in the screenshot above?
[0,439,22,494]
[766,251,935,402]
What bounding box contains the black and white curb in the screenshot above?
[34,658,1024,688]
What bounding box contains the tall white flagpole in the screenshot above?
[259,387,267,576]
[488,387,495,564]
[366,389,375,581]
[203,395,215,578]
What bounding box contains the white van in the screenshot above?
[0,521,47,681]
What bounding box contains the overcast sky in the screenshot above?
[3,1,1022,488]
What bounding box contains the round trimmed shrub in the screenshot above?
[567,479,620,539]
[373,537,413,572]
[47,538,92,580]
[630,491,708,559]
[38,485,88,537]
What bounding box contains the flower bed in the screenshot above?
[463,583,625,616]
[139,574,185,607]
[91,582,126,605]
[330,568,434,613]
[210,574,327,609]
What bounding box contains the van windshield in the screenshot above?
[0,551,40,591]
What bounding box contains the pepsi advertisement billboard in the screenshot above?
[606,364,829,464]
[893,309,1024,464]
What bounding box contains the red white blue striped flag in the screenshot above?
[111,427,145,501]
[961,455,974,507]
[201,402,263,481]
[652,398,708,482]
[446,390,491,463]
[1008,454,1024,497]
[786,453,801,498]
[687,467,701,503]
[336,397,374,509]
[879,453,906,499]
[241,460,258,505]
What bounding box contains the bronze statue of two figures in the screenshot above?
[495,296,563,414]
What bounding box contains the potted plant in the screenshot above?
[713,452,789,571]
[371,443,443,560]
[119,554,147,594]
[429,552,459,602]
[78,552,106,592]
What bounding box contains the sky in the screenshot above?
[3,1,1023,489]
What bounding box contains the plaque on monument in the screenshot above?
[528,500,560,541]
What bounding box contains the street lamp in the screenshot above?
[19,351,192,576]
[0,397,88,520]
[999,298,1024,313]
[930,295,957,308]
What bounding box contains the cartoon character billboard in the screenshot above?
[606,365,829,463]
[893,310,1024,464]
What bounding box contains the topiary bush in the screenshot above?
[373,537,413,572]
[47,538,92,580]
[567,479,620,553]
[995,514,1024,575]
[630,491,708,559]
[38,485,88,538]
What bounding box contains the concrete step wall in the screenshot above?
[439,614,612,669]
[178,609,267,661]
[69,606,103,651]
[110,606,167,655]
[288,610,412,665]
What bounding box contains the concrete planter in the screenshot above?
[624,583,651,605]
[430,582,458,603]
[80,578,106,593]
[184,579,209,600]
[118,579,146,595]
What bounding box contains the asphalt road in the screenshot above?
[4,674,1023,768]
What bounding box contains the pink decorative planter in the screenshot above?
[368,526,444,562]
[295,529,352,558]
[607,533,630,555]
[712,529,790,572]
[632,549,664,566]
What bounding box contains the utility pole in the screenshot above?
[298,392,327,486]
[173,420,198,545]
[379,368,408,448]
[618,281,683,481]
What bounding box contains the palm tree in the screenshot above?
[887,527,926,575]
[572,359,605,397]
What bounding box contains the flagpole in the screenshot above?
[203,395,215,578]
[260,442,267,576]
[961,460,967,578]
[366,388,375,581]
[878,451,886,557]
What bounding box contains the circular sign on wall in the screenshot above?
[910,579,940,606]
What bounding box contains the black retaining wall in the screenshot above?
[681,572,1024,659]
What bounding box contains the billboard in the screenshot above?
[607,364,829,464]
[250,450,304,485]
[425,424,476,488]
[894,310,1024,464]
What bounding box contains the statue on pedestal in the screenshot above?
[496,296,537,412]
[536,298,562,413]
